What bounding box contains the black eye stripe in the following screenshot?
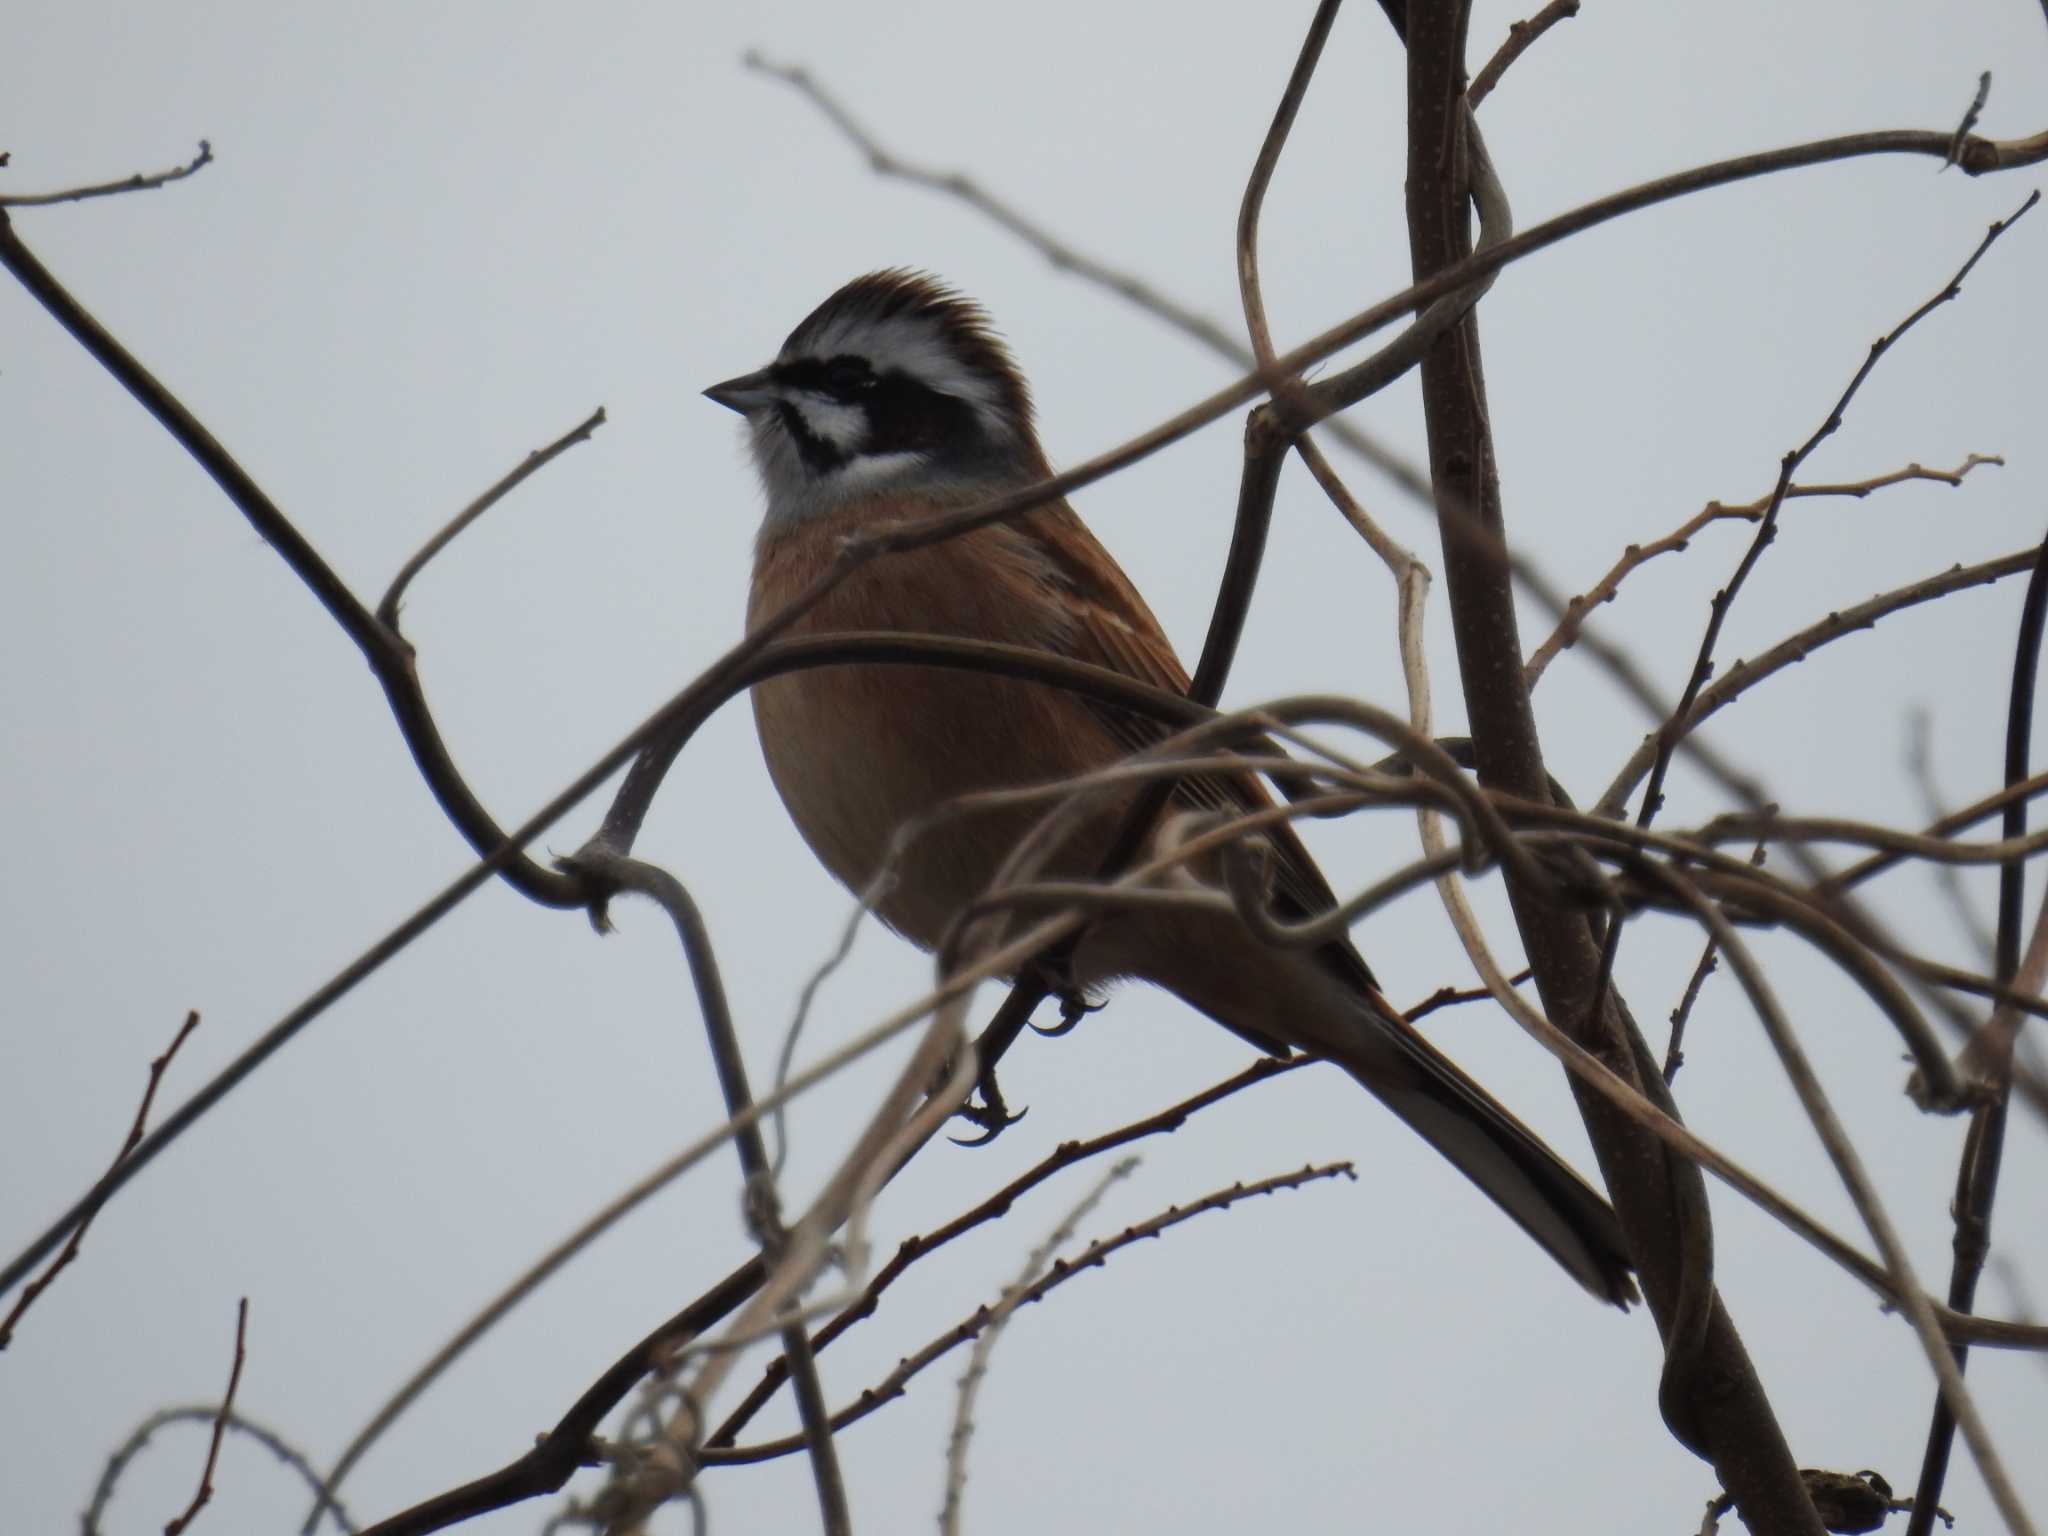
[776,353,876,400]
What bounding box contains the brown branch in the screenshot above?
[701,1163,1357,1468]
[1825,770,2048,894]
[0,141,213,206]
[1527,454,2003,687]
[0,1009,199,1348]
[1694,810,2048,870]
[0,210,586,910]
[164,1297,249,1536]
[1468,0,1579,107]
[1395,3,1817,1525]
[347,1261,763,1536]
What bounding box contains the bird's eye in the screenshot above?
[824,356,876,395]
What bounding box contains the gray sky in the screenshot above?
[6,3,2048,1533]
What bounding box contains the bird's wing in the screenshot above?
[1024,507,1380,993]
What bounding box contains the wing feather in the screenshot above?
[1022,507,1380,995]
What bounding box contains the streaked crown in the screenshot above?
[705,270,1045,525]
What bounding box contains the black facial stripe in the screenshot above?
[861,372,984,459]
[776,399,849,473]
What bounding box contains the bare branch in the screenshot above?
[1600,547,2038,817]
[939,1158,1138,1535]
[0,1010,198,1348]
[706,1055,1306,1450]
[377,407,607,627]
[1945,72,1993,168]
[1526,455,2003,687]
[1469,0,1580,108]
[164,1298,250,1536]
[1630,195,2037,832]
[704,1163,1358,1468]
[1664,838,1768,1083]
[0,141,213,206]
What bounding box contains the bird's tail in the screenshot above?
[1336,983,1638,1307]
[1081,905,1637,1305]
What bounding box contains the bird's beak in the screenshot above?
[703,368,778,415]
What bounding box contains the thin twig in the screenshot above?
[1905,707,2000,967]
[1945,73,1992,169]
[709,1056,1308,1450]
[1631,194,2037,833]
[1468,0,1580,107]
[89,1406,358,1536]
[704,1164,1357,1467]
[1825,772,2048,893]
[0,141,213,206]
[0,1009,198,1347]
[164,1298,250,1536]
[1599,547,2039,819]
[376,407,607,627]
[939,1158,1138,1535]
[1664,839,1769,1083]
[1526,455,2003,687]
[768,879,876,1177]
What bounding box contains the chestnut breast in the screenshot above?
[748,501,1132,949]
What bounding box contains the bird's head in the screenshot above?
[705,270,1046,526]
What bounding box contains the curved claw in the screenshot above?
[1032,990,1105,1037]
[948,1068,1028,1146]
[948,1101,1028,1147]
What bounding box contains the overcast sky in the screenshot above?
[6,3,2048,1534]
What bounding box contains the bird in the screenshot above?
[705,269,1636,1306]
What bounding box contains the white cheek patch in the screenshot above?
[788,393,868,451]
[828,449,926,493]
